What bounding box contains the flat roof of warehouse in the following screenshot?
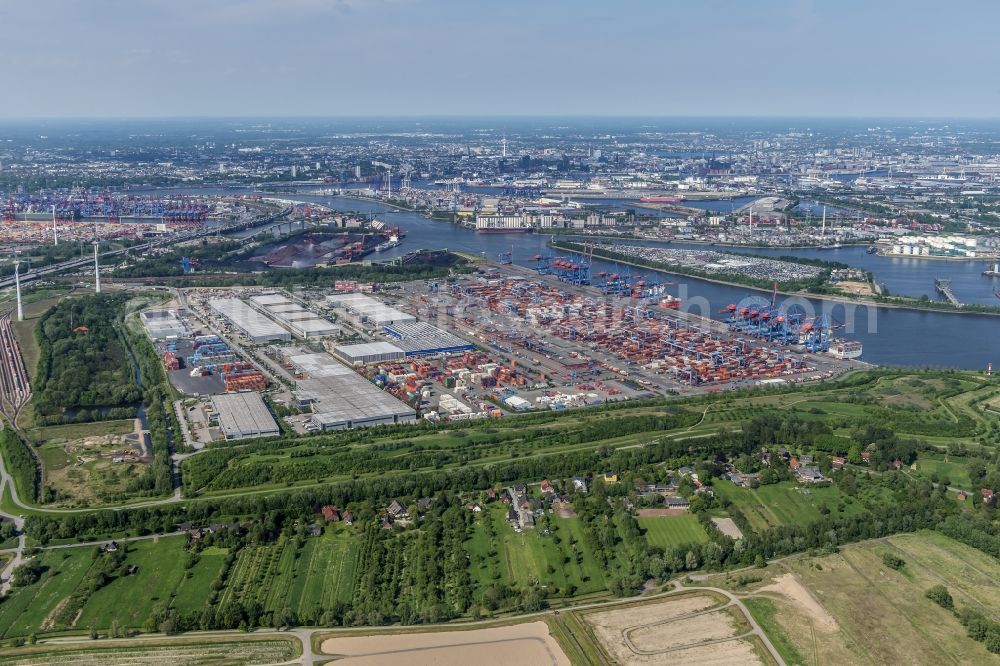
[266,303,309,314]
[334,341,404,358]
[291,318,341,333]
[286,350,415,425]
[211,392,280,438]
[250,293,293,306]
[208,298,290,339]
[382,321,474,354]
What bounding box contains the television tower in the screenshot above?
[501,135,507,158]
[52,205,58,246]
[821,206,827,238]
[93,241,101,293]
[13,252,23,321]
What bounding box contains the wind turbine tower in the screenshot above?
[93,241,101,294]
[52,205,58,246]
[821,206,827,238]
[501,136,507,159]
[13,252,23,322]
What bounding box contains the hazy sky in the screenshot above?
[1,0,997,118]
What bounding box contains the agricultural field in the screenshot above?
[637,514,709,550]
[552,591,772,665]
[228,526,362,618]
[318,621,570,665]
[736,531,1000,665]
[0,636,299,666]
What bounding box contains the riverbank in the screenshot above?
[549,240,1000,318]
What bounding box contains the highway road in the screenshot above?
[0,203,292,291]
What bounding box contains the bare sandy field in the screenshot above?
[758,572,837,633]
[318,622,570,666]
[584,594,757,665]
[627,609,740,652]
[636,508,688,517]
[711,517,744,539]
[656,639,764,666]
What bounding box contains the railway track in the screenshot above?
[0,311,31,425]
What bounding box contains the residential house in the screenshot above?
[799,454,814,465]
[571,476,589,493]
[102,541,119,553]
[789,457,801,471]
[387,500,408,519]
[602,471,619,484]
[416,497,434,512]
[469,503,482,513]
[797,466,824,483]
[320,505,341,522]
[540,479,555,494]
[486,488,497,501]
[664,497,690,510]
[982,488,996,503]
[860,451,871,464]
[341,511,354,525]
[831,456,846,470]
[309,524,323,537]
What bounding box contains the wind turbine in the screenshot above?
[93,240,101,294]
[13,251,23,321]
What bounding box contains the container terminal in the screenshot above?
[142,263,862,445]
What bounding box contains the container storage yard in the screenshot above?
[394,264,859,392]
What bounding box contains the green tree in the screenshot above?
[925,585,953,610]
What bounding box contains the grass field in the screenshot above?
[77,537,189,629]
[638,514,710,549]
[910,454,974,490]
[171,546,228,610]
[466,506,607,599]
[712,480,867,533]
[748,531,1000,665]
[0,547,95,638]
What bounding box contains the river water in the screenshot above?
[143,187,1000,370]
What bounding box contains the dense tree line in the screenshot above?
[0,429,39,502]
[183,410,698,493]
[33,294,141,424]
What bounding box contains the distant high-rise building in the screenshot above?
[219,162,225,174]
[354,165,362,179]
[291,165,298,178]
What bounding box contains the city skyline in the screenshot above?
[1,0,999,119]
